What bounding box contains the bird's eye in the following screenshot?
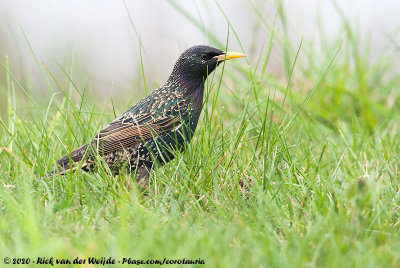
[201,53,208,60]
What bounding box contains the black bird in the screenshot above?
[48,45,246,186]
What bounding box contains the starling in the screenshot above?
[48,45,246,186]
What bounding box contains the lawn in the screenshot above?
[1,2,399,267]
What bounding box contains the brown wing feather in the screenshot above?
[91,114,181,155]
[56,103,184,167]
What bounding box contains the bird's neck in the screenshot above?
[166,74,205,137]
[168,68,205,92]
[188,84,204,106]
[166,73,204,104]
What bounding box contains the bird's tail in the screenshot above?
[42,143,89,179]
[42,163,73,179]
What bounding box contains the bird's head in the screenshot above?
[168,45,246,88]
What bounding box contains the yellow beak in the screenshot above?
[215,51,247,62]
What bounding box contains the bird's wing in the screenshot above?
[91,111,182,155]
[56,98,186,166]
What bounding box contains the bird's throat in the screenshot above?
[192,85,204,104]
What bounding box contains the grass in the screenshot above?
[1,1,400,267]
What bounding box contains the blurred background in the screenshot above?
[0,0,399,98]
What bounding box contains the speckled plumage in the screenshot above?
[47,45,245,186]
